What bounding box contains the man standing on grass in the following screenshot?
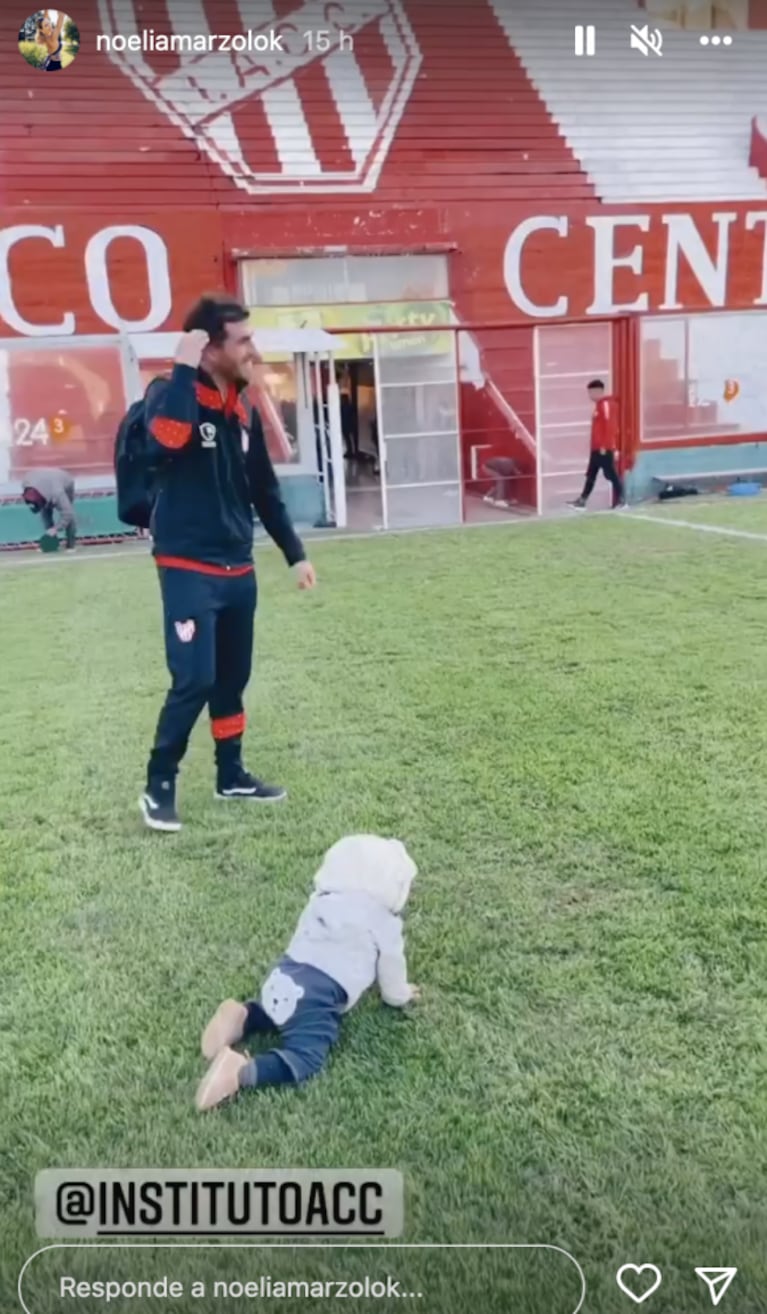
[139,294,316,834]
[569,379,627,510]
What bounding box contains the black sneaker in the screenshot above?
[568,498,586,509]
[215,769,287,803]
[139,779,181,832]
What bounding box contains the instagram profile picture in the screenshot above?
[18,9,79,71]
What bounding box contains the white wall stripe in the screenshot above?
[237,0,322,175]
[323,48,379,170]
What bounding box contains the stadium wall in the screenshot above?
[1,0,766,538]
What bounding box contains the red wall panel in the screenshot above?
[3,1,765,334]
[2,0,766,496]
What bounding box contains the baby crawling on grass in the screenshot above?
[196,834,420,1110]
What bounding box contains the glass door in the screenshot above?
[373,331,462,530]
[534,324,614,514]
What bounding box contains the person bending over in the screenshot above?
[22,468,77,549]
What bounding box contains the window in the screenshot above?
[641,312,767,443]
[252,365,302,466]
[241,255,449,307]
[1,342,126,489]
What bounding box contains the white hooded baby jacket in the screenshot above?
[284,834,417,1011]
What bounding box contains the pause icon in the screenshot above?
[574,24,596,56]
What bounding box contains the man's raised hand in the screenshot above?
[175,330,209,369]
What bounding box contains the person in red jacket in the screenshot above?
[570,380,627,510]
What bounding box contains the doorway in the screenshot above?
[319,332,464,532]
[373,328,463,530]
[335,358,383,531]
[240,252,461,532]
[534,322,614,513]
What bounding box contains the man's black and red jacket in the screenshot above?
[146,363,306,574]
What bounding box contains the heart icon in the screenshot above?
[616,1264,663,1304]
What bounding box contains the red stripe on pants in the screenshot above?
[211,713,246,741]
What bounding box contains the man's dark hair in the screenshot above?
[587,378,605,390]
[182,294,249,345]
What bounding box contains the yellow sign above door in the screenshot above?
[249,301,453,360]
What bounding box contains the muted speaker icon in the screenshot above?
[630,24,663,56]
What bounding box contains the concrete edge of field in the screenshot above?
[2,503,766,571]
[0,509,583,570]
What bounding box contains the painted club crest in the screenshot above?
[175,620,196,643]
[96,0,422,195]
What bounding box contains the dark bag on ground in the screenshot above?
[113,378,168,528]
[658,483,699,501]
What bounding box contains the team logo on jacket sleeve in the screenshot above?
[199,422,217,448]
[174,620,196,643]
[96,0,421,195]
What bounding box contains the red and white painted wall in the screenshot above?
[2,0,767,513]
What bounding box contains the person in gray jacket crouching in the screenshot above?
[22,468,77,550]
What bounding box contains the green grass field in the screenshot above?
[2,513,767,1313]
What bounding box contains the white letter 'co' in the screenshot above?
[0,223,172,336]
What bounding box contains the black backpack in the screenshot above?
[114,378,167,529]
[658,483,699,502]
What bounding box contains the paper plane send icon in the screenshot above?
[695,1268,737,1307]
